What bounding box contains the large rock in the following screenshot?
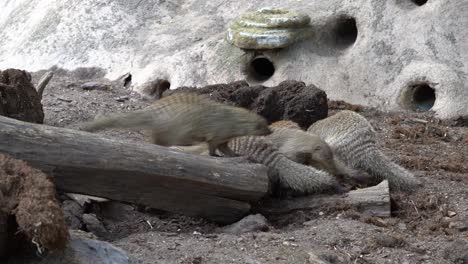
[0,0,467,120]
[0,69,44,123]
[7,230,139,264]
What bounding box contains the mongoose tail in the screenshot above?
[308,110,421,192]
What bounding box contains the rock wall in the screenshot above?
[0,0,467,119]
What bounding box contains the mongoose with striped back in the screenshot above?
[307,110,421,192]
[80,92,272,156]
[226,135,344,195]
[174,136,344,196]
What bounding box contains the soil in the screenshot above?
[16,68,468,263]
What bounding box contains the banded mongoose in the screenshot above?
[229,136,344,195]
[175,136,344,195]
[80,93,272,156]
[307,110,422,192]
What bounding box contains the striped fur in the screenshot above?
[307,110,421,192]
[228,136,343,195]
[80,93,272,156]
[176,136,343,195]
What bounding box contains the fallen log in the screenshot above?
[0,115,269,224]
[258,180,390,218]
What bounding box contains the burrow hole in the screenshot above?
[401,83,436,111]
[333,17,358,49]
[123,74,132,88]
[248,56,275,82]
[411,0,428,6]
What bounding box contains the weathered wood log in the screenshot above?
[258,180,390,218]
[0,115,269,224]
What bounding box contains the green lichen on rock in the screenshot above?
[226,7,313,50]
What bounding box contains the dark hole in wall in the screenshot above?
[123,74,132,88]
[248,57,275,82]
[411,0,428,6]
[333,17,358,49]
[401,83,436,112]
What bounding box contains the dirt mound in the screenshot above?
[0,69,44,124]
[0,153,68,257]
[164,80,328,129]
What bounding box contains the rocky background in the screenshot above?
[0,0,467,120]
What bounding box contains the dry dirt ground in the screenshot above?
[22,68,468,263]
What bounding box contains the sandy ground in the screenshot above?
[23,68,468,264]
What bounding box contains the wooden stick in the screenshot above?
[258,180,390,218]
[0,115,269,224]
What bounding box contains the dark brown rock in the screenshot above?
[0,69,44,123]
[164,80,328,129]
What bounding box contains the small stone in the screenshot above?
[66,193,109,207]
[81,81,111,91]
[319,212,324,216]
[447,211,457,217]
[218,214,269,235]
[62,199,84,229]
[397,223,407,231]
[449,221,468,232]
[57,97,72,102]
[191,256,203,264]
[82,213,108,238]
[373,233,407,248]
[115,96,129,102]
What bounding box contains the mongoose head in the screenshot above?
[282,135,339,175]
[304,141,339,175]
